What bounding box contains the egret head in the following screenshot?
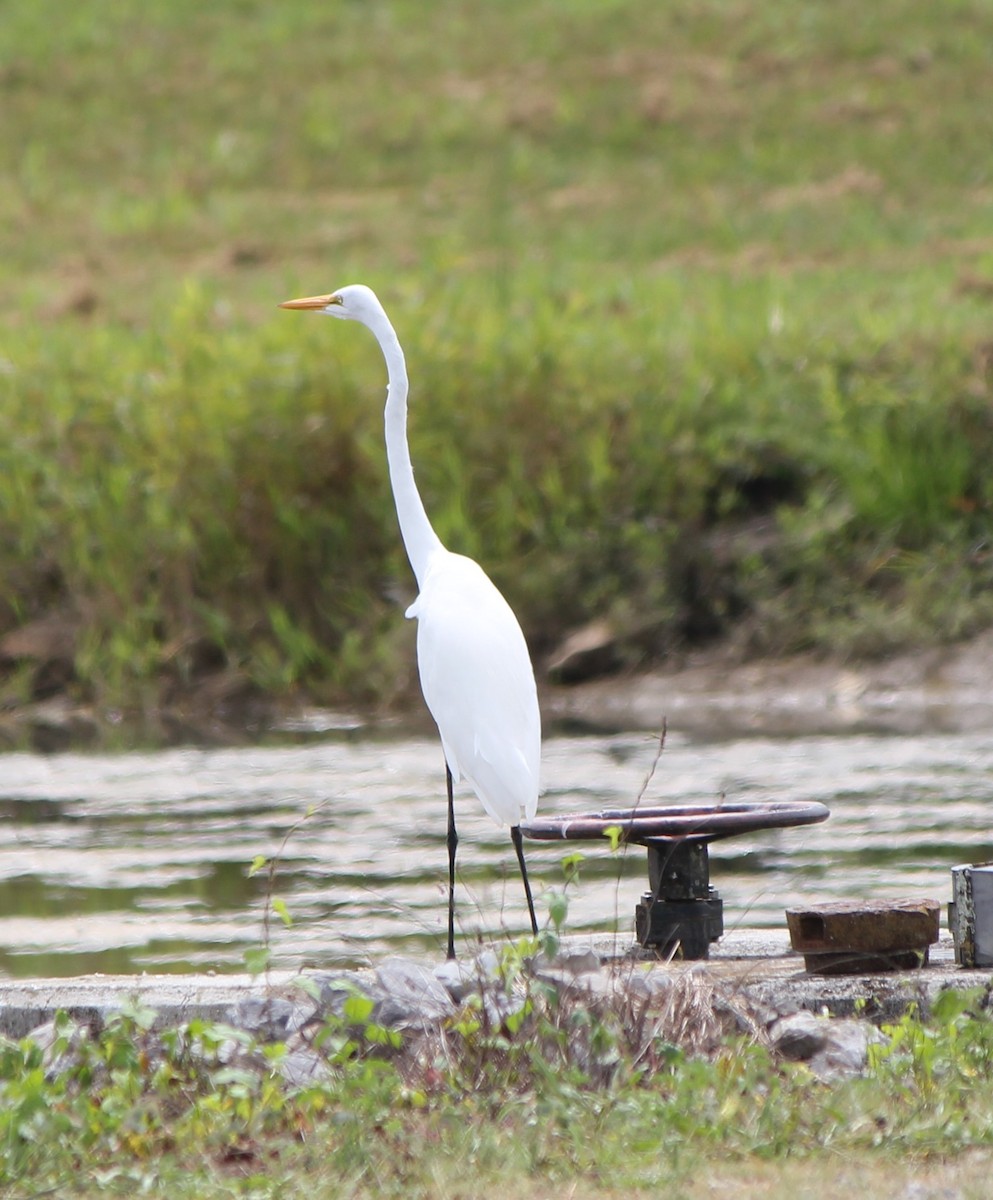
[279,284,382,325]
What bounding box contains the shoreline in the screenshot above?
[4,629,990,752]
[545,627,993,738]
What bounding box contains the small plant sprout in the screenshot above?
[538,849,587,959]
[603,824,624,854]
[271,898,293,928]
[244,802,327,976]
[561,850,584,885]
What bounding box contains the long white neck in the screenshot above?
[364,308,444,588]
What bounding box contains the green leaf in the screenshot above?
[366,1023,402,1048]
[504,998,532,1036]
[931,987,977,1026]
[540,929,560,960]
[117,998,158,1032]
[212,1066,259,1091]
[343,993,376,1025]
[295,975,322,1002]
[547,890,568,933]
[243,946,272,976]
[561,851,584,884]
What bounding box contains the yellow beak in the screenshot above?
[278,293,340,310]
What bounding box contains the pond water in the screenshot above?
[0,728,990,977]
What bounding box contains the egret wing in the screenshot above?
[409,553,540,826]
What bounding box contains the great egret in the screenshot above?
[280,285,540,958]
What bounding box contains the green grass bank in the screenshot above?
[3,979,993,1199]
[1,0,992,728]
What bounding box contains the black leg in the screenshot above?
[446,764,458,960]
[511,824,538,936]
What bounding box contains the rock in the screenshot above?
[276,1047,332,1087]
[432,959,467,1000]
[532,965,603,997]
[431,951,531,1030]
[533,948,601,977]
[898,1184,962,1200]
[714,993,778,1039]
[310,970,379,1021]
[808,1018,882,1080]
[374,957,456,1027]
[770,1010,829,1061]
[769,1009,883,1078]
[228,995,316,1041]
[433,950,501,1003]
[480,988,528,1031]
[558,949,603,976]
[529,949,620,1004]
[618,969,655,1001]
[26,1017,91,1078]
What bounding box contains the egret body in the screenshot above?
[280,285,540,957]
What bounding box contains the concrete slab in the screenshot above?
[525,928,985,1022]
[0,970,303,1040]
[0,931,986,1039]
[609,929,986,1021]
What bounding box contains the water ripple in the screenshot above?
[0,729,989,975]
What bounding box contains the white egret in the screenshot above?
[280,285,540,958]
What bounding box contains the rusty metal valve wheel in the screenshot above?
[522,800,830,959]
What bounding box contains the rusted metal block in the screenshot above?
[786,899,940,975]
[789,948,931,976]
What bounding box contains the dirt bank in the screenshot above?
[1,629,990,751]
[543,628,993,739]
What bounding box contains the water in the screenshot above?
[0,729,990,977]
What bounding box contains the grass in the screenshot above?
[1,0,992,724]
[2,965,993,1198]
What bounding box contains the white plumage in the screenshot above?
[280,284,541,957]
[409,551,539,827]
